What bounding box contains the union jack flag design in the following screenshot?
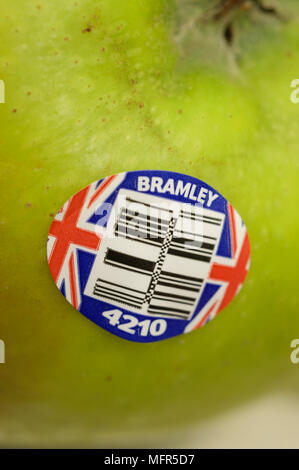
[184,202,250,332]
[47,174,124,310]
[47,170,250,343]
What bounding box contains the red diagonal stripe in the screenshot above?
[209,232,250,314]
[87,174,116,208]
[48,186,101,282]
[69,251,78,309]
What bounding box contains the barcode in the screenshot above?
[93,278,145,309]
[146,270,204,319]
[114,198,172,247]
[85,189,225,320]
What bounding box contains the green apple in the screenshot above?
[0,0,299,446]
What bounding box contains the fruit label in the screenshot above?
[47,170,250,342]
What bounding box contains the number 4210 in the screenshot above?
[102,309,167,337]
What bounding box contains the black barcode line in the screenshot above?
[158,280,201,290]
[94,287,143,306]
[172,238,215,251]
[180,209,222,224]
[151,297,193,307]
[119,213,168,236]
[116,222,165,242]
[95,292,142,309]
[121,208,170,227]
[148,305,190,316]
[161,270,203,284]
[96,278,145,295]
[105,249,155,273]
[94,283,144,302]
[152,291,195,305]
[144,217,176,304]
[158,280,200,293]
[93,278,146,309]
[173,228,217,241]
[147,309,187,319]
[170,241,213,256]
[105,261,152,277]
[179,216,221,226]
[159,275,202,289]
[168,247,211,263]
[126,197,175,214]
[115,229,164,248]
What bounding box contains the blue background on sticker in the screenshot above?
[61,170,234,342]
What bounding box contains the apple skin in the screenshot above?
[0,0,299,446]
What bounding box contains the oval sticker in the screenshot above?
[47,170,250,342]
